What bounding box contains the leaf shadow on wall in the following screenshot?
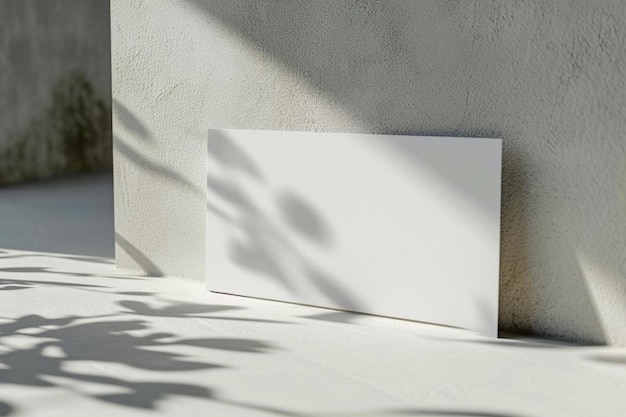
[207,130,364,317]
[185,0,608,344]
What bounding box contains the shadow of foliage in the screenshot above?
[0,299,275,411]
[0,277,105,292]
[0,256,531,417]
[119,300,241,318]
[206,130,364,313]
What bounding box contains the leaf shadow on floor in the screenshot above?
[0,252,529,417]
[0,303,279,413]
[0,253,292,414]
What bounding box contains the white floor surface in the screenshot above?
[0,172,625,417]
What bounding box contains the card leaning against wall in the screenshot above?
[206,129,502,336]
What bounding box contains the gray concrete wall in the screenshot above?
[0,0,112,184]
[111,0,626,345]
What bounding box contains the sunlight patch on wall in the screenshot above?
[576,250,625,346]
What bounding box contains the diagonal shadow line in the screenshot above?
[0,253,114,264]
[200,316,292,324]
[115,136,201,195]
[118,300,240,317]
[0,277,106,290]
[115,233,163,277]
[112,99,151,140]
[214,397,531,417]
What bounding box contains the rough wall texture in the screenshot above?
[111,0,626,345]
[0,0,112,184]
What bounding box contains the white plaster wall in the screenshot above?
[111,0,626,345]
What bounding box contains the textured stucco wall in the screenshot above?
[0,0,112,184]
[111,0,626,345]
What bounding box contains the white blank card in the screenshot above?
[206,129,501,336]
